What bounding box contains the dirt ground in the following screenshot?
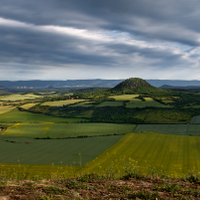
[0,176,200,199]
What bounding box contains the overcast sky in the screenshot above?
[1,0,200,80]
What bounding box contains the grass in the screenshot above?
[0,135,123,166]
[109,94,139,101]
[134,124,200,136]
[83,132,200,175]
[0,93,41,101]
[5,124,198,176]
[0,163,78,179]
[19,103,38,110]
[134,108,192,123]
[41,99,85,106]
[0,173,200,199]
[2,123,136,138]
[126,99,171,108]
[96,101,124,107]
[0,105,15,114]
[70,101,95,107]
[6,124,196,176]
[0,108,87,123]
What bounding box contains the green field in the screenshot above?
[134,124,200,136]
[70,101,95,107]
[42,99,85,106]
[0,135,123,166]
[0,106,15,114]
[0,109,86,123]
[19,103,38,110]
[96,101,124,107]
[1,132,200,177]
[83,132,200,175]
[109,94,139,101]
[126,98,170,108]
[3,123,136,138]
[0,94,41,101]
[0,163,78,178]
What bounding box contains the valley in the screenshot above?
[1,78,200,180]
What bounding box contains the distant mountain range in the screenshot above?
[1,79,200,89]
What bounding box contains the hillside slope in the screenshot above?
[111,77,175,96]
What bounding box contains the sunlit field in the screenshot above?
[0,105,15,114]
[0,94,41,101]
[41,99,85,106]
[19,103,38,109]
[109,94,139,101]
[83,132,200,175]
[0,109,84,123]
[2,122,136,138]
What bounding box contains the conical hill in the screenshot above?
[111,78,165,95]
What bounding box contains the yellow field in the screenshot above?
[0,106,15,114]
[109,94,139,101]
[0,94,41,101]
[42,99,86,106]
[3,122,54,136]
[19,103,38,110]
[0,163,79,179]
[144,97,154,101]
[158,97,174,103]
[83,132,200,176]
[1,131,200,178]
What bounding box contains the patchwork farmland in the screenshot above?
[1,78,200,181]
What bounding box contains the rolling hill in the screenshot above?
[110,77,175,96]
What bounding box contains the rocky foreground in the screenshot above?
[0,173,200,199]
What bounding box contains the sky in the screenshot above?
[1,0,200,80]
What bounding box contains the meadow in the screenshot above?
[109,94,139,100]
[102,95,171,108]
[0,108,86,123]
[41,99,85,106]
[0,105,15,114]
[0,93,41,101]
[125,98,171,108]
[70,101,95,107]
[2,122,136,138]
[1,87,200,180]
[0,135,123,166]
[1,79,200,199]
[1,131,200,178]
[134,124,200,136]
[83,131,200,175]
[96,101,124,107]
[19,103,38,110]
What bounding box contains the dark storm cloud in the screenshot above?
[0,0,200,79]
[0,24,116,67]
[1,0,200,45]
